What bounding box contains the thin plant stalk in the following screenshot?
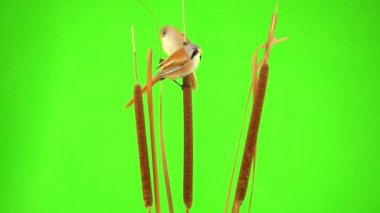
[159,82,174,213]
[131,26,153,209]
[183,76,193,211]
[137,0,163,59]
[247,148,258,213]
[252,50,259,96]
[224,87,253,213]
[182,0,186,42]
[146,49,161,213]
[131,26,138,83]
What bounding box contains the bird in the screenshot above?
[160,25,198,89]
[125,43,202,108]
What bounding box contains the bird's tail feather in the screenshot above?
[125,76,160,108]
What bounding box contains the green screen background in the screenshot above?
[1,0,379,212]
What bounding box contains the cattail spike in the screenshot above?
[183,75,193,209]
[134,84,153,208]
[233,63,269,210]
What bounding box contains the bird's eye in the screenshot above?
[183,42,189,46]
[161,29,167,36]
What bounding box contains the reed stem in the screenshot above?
[225,85,253,213]
[182,0,186,42]
[137,0,163,59]
[131,26,138,84]
[247,148,258,213]
[159,83,174,213]
[146,49,160,213]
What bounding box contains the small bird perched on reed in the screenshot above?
[125,42,202,108]
[160,25,199,89]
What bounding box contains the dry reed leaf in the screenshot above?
[159,83,174,213]
[189,72,197,90]
[146,49,161,213]
[224,86,253,213]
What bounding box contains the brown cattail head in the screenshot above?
[234,63,269,207]
[134,84,153,208]
[183,75,193,209]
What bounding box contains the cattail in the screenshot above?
[231,4,287,211]
[131,26,152,209]
[146,49,160,212]
[134,85,153,208]
[233,63,269,212]
[183,75,193,210]
[181,0,193,209]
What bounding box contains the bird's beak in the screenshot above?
[198,49,202,54]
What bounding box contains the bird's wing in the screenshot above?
[157,61,188,78]
[158,48,188,69]
[157,48,188,77]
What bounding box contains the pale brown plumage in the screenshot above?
[125,44,201,108]
[160,26,198,89]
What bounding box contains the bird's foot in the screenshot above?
[173,80,183,89]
